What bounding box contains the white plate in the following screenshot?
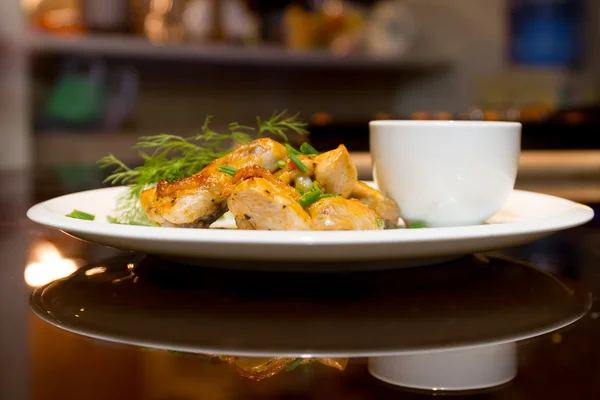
[26,184,594,270]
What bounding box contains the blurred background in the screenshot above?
[0,0,599,203]
[0,3,599,399]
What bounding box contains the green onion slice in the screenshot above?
[300,142,319,155]
[277,160,287,169]
[66,210,95,220]
[408,222,426,229]
[285,143,302,156]
[298,182,339,207]
[218,165,237,176]
[299,190,321,207]
[289,153,307,172]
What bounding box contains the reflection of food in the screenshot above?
[141,138,399,230]
[213,356,348,381]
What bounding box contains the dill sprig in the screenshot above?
[257,110,309,142]
[98,111,310,224]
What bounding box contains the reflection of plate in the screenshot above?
[30,253,591,357]
[26,184,593,269]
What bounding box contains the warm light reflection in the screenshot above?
[21,0,43,13]
[24,241,78,287]
[85,266,107,276]
[324,0,344,17]
[150,0,173,14]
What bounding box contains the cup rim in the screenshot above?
[369,120,522,128]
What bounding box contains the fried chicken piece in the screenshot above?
[140,172,228,227]
[313,145,357,198]
[350,181,400,228]
[140,138,287,227]
[308,197,383,230]
[227,167,311,230]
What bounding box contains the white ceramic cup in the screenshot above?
[370,121,521,227]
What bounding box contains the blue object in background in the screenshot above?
[509,0,584,67]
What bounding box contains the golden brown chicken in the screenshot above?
[140,138,400,231]
[313,144,357,197]
[140,138,287,227]
[227,166,312,230]
[350,181,400,228]
[308,197,383,230]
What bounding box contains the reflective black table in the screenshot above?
[2,170,600,399]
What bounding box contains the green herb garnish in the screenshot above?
[218,165,237,176]
[277,160,287,169]
[300,142,319,155]
[106,216,158,227]
[376,217,385,229]
[299,190,322,207]
[289,152,308,172]
[98,111,309,224]
[408,222,426,229]
[285,358,305,371]
[299,182,338,207]
[285,143,302,156]
[257,111,309,141]
[66,210,95,220]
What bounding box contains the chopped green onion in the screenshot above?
[408,222,426,229]
[376,217,385,229]
[66,210,95,221]
[285,143,302,156]
[311,181,322,193]
[298,182,339,206]
[218,165,237,176]
[285,358,305,371]
[277,160,287,169]
[299,190,322,207]
[289,152,307,172]
[300,142,319,155]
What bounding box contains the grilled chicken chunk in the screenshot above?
[350,181,400,228]
[308,197,383,230]
[314,145,357,198]
[228,166,311,230]
[140,138,287,227]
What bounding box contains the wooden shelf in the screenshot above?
[26,32,448,70]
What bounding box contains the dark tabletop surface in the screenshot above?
[2,170,600,400]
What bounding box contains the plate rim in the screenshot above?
[26,185,595,246]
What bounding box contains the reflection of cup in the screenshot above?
[368,343,517,391]
[370,121,521,227]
